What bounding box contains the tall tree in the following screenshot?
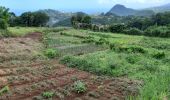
[0,6,10,29]
[20,12,34,27]
[32,12,49,27]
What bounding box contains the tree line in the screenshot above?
[9,11,49,27]
[0,6,49,30]
[71,12,170,37]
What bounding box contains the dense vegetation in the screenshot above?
[9,11,49,27]
[43,29,169,99]
[71,11,170,38]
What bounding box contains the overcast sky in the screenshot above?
[0,0,169,15]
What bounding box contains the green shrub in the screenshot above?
[73,81,87,93]
[152,51,165,59]
[123,28,144,35]
[82,36,95,43]
[95,38,107,45]
[0,19,8,30]
[42,91,55,98]
[109,24,127,33]
[0,29,12,37]
[0,86,9,96]
[144,26,170,37]
[109,43,122,50]
[126,55,140,64]
[44,48,59,58]
[60,55,92,70]
[127,46,146,53]
[110,44,146,54]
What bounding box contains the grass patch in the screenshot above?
[43,28,170,99]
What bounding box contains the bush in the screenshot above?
[0,19,8,30]
[44,48,59,58]
[60,55,92,70]
[109,24,127,33]
[152,51,165,59]
[0,30,12,37]
[95,38,108,45]
[123,28,144,35]
[110,44,146,54]
[82,36,95,43]
[73,81,87,93]
[144,26,170,37]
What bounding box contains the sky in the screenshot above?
[0,0,170,15]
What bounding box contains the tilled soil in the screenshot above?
[0,33,140,100]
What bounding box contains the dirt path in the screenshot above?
[0,32,140,100]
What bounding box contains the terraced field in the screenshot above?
[0,30,140,100]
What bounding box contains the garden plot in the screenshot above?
[0,32,140,100]
[58,44,107,56]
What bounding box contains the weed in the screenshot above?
[73,81,87,93]
[42,91,55,98]
[0,86,10,96]
[44,48,59,58]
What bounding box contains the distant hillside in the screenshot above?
[106,4,154,16]
[147,3,170,13]
[38,9,73,26]
[53,12,88,27]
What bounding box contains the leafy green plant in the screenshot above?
[73,81,87,93]
[152,51,165,59]
[0,86,9,96]
[42,91,55,98]
[44,48,59,58]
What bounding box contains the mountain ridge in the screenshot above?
[147,3,170,13]
[106,4,154,16]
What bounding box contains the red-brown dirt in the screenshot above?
[0,33,140,100]
[23,32,42,41]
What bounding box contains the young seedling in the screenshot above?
[42,91,55,98]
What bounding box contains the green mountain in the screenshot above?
[106,4,154,16]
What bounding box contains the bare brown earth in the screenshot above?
[0,33,140,100]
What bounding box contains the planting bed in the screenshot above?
[0,32,140,100]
